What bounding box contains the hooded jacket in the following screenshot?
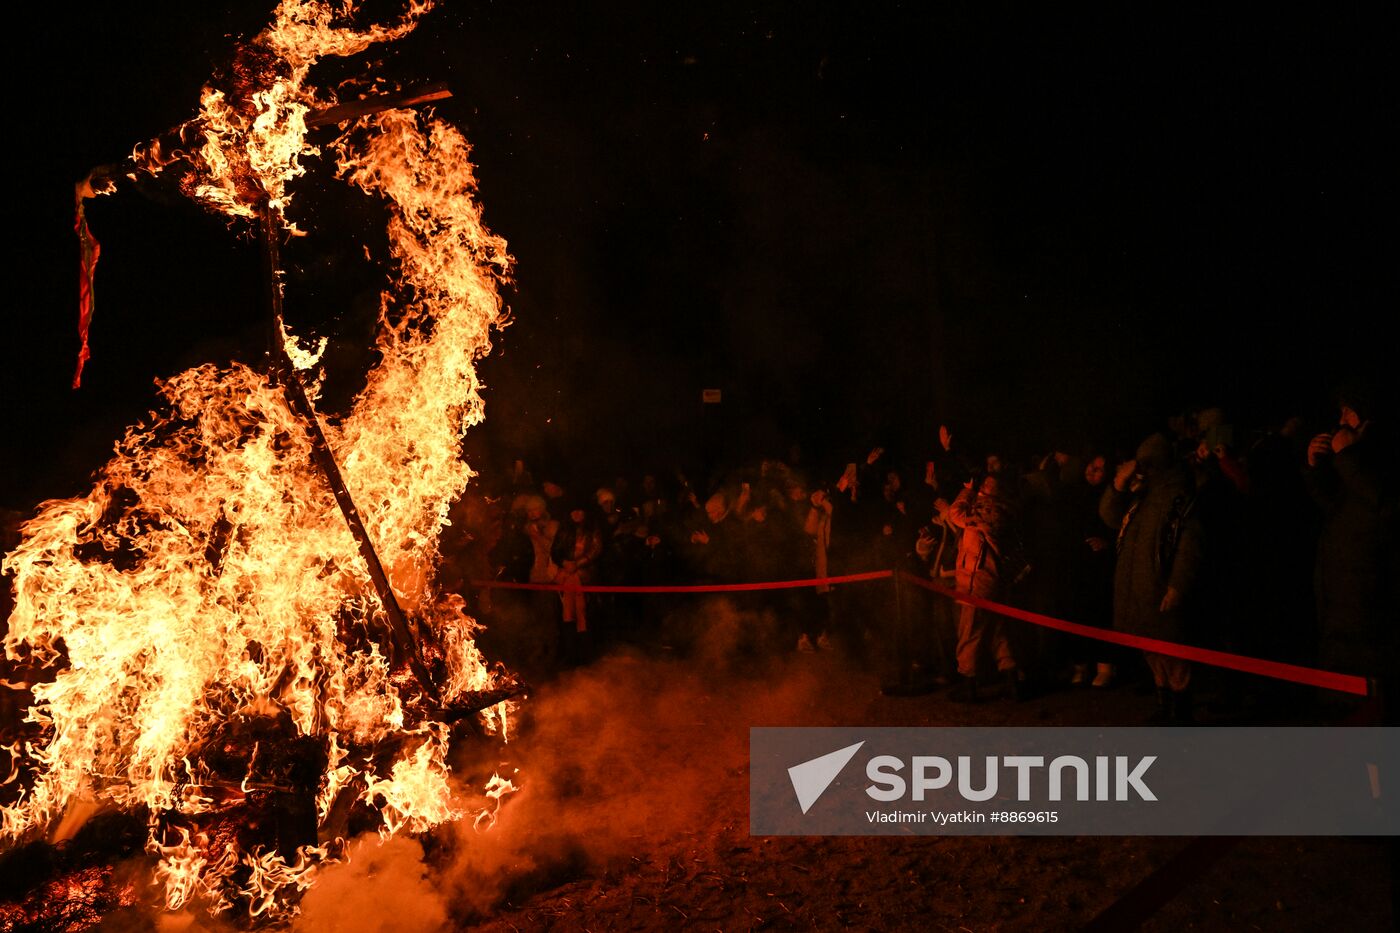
[946,481,1017,598]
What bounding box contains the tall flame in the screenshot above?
[137,0,433,223]
[4,0,515,920]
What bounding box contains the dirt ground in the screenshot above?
[394,607,1395,933]
[4,598,1394,933]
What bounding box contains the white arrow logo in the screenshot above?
[788,741,865,814]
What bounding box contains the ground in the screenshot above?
[5,598,1393,932]
[327,599,1394,933]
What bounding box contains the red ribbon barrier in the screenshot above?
[466,567,1368,696]
[896,571,1370,697]
[469,569,893,595]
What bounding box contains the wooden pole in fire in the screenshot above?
[258,203,440,704]
[74,85,460,703]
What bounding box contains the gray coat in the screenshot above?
[1100,466,1203,643]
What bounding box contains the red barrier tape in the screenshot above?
[468,567,1367,696]
[469,569,893,595]
[896,571,1370,697]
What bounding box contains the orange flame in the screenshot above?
[4,0,516,920]
[135,0,433,225]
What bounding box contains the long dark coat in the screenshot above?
[1099,466,1203,643]
[1305,428,1400,676]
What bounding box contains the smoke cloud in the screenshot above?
[295,597,831,930]
[294,836,451,933]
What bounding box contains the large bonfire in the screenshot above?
[2,0,517,922]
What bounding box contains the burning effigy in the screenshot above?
[2,0,520,925]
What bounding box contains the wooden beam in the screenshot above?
[306,81,452,128]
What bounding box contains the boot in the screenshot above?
[1091,663,1115,688]
[1070,664,1089,686]
[950,674,979,704]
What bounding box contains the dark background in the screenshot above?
[3,1,1392,506]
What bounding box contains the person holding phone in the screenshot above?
[1100,433,1203,723]
[1304,384,1397,701]
[944,471,1021,701]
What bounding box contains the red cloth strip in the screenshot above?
[73,199,101,389]
[469,569,894,595]
[897,571,1369,697]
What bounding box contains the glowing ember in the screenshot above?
[3,0,517,921]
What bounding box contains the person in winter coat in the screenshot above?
[1067,455,1118,687]
[944,472,1021,701]
[1304,387,1398,691]
[798,485,836,652]
[1099,433,1203,723]
[551,501,603,638]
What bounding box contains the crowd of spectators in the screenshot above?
[443,383,1396,724]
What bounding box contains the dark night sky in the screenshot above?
[3,2,1392,506]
